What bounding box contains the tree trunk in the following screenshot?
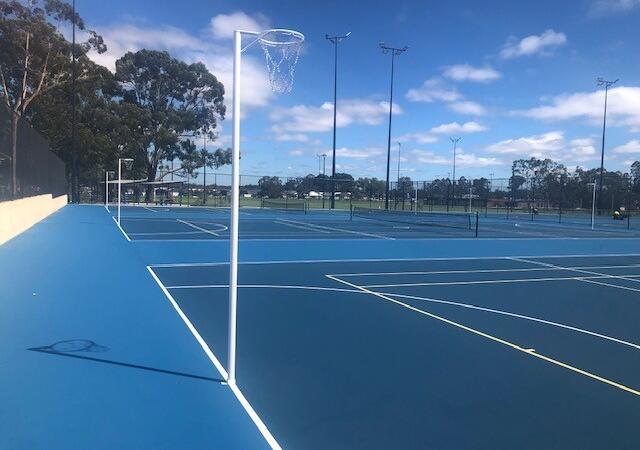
[10,111,18,198]
[145,161,158,203]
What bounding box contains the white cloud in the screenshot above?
[485,132,600,162]
[336,147,384,159]
[589,0,640,16]
[87,14,274,111]
[87,24,207,71]
[397,122,486,144]
[500,29,567,59]
[456,152,503,167]
[486,131,565,156]
[411,150,449,165]
[443,64,501,83]
[276,133,309,142]
[430,121,487,135]
[270,99,402,135]
[612,139,640,154]
[406,78,487,116]
[406,78,462,103]
[569,138,598,161]
[397,132,439,144]
[289,149,305,156]
[449,101,487,116]
[209,11,270,40]
[411,149,502,167]
[514,86,640,130]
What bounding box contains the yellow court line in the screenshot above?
[326,275,640,397]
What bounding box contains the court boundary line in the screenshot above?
[359,274,640,288]
[112,216,131,242]
[509,257,640,293]
[128,231,206,236]
[161,282,640,350]
[274,219,331,234]
[146,267,282,450]
[277,218,396,240]
[326,274,640,397]
[177,219,220,236]
[149,253,640,268]
[331,263,640,277]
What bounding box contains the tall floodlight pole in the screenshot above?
[117,158,133,225]
[203,134,207,205]
[396,142,402,186]
[321,153,327,208]
[71,0,78,202]
[105,170,114,212]
[588,182,597,229]
[596,77,618,214]
[380,43,408,209]
[450,137,461,207]
[326,32,351,209]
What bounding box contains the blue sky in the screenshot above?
[77,0,640,181]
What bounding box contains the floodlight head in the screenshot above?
[345,32,352,38]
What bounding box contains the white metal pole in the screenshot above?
[105,170,109,212]
[414,185,418,211]
[228,30,242,385]
[469,186,472,212]
[591,182,596,230]
[117,160,122,225]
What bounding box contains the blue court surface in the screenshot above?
[2,204,640,449]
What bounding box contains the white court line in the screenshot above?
[574,278,640,294]
[326,274,640,396]
[161,282,640,350]
[128,231,206,236]
[149,253,640,268]
[509,257,640,291]
[277,218,395,240]
[331,264,640,278]
[274,219,331,234]
[177,219,220,237]
[112,216,131,242]
[146,267,282,450]
[359,274,637,288]
[142,206,159,213]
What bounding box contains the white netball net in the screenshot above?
[258,29,304,94]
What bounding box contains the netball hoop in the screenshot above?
[227,29,304,386]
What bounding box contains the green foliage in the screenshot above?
[258,176,284,198]
[0,0,105,114]
[114,49,226,189]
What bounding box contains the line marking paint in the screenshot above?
[112,216,131,242]
[274,219,331,234]
[149,253,640,268]
[277,218,395,240]
[146,267,282,450]
[177,219,220,236]
[331,263,640,277]
[359,274,640,288]
[508,257,640,293]
[161,283,640,350]
[326,274,640,397]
